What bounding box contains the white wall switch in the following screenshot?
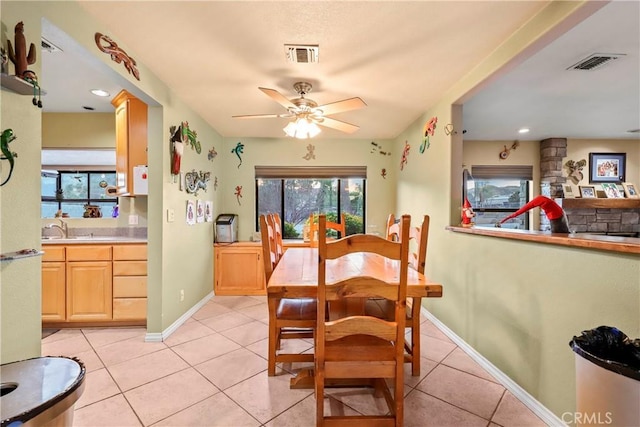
[167,209,175,223]
[128,214,139,225]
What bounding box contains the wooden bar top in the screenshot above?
[268,247,443,299]
[446,226,640,254]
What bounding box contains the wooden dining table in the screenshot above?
[267,247,443,387]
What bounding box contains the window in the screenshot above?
[255,166,366,239]
[466,165,533,229]
[42,170,117,218]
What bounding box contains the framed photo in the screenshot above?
[589,152,626,183]
[579,185,596,198]
[562,185,575,198]
[601,183,623,198]
[622,182,639,199]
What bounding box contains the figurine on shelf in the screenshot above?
[7,22,36,79]
[496,195,571,233]
[461,198,475,227]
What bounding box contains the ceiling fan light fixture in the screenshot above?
[283,118,321,139]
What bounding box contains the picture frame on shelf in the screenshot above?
[579,185,597,198]
[589,152,626,183]
[622,182,639,199]
[601,183,623,198]
[562,185,575,198]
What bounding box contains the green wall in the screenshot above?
[0,5,43,363]
[218,137,396,240]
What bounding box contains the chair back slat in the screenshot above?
[325,276,399,301]
[325,316,398,342]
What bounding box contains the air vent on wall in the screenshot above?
[567,53,625,71]
[284,44,319,63]
[41,37,63,53]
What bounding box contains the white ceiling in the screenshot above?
[39,1,639,142]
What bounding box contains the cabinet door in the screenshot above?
[111,90,148,196]
[67,261,113,321]
[214,247,266,295]
[114,102,129,195]
[42,262,66,321]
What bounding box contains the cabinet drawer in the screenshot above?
[42,246,65,262]
[113,298,147,320]
[113,244,147,261]
[113,276,147,298]
[66,245,112,261]
[113,261,147,276]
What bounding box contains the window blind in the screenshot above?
[255,166,367,179]
[471,165,533,180]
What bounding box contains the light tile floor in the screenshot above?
[42,295,547,426]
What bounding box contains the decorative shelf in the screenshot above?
[558,198,640,209]
[0,249,44,262]
[0,73,45,95]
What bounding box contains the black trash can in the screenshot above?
[569,326,640,427]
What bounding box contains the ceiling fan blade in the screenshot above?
[318,117,360,134]
[232,113,291,119]
[259,87,297,109]
[316,97,366,116]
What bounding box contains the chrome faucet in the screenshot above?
[44,219,68,238]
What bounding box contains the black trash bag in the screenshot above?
[570,326,640,381]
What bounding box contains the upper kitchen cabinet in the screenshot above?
[111,90,148,196]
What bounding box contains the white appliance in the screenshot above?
[133,165,148,195]
[215,214,238,243]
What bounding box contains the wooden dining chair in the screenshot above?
[370,214,430,375]
[315,214,410,427]
[386,213,400,241]
[260,214,316,376]
[309,213,346,247]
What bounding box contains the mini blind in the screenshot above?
[471,165,533,180]
[255,166,367,179]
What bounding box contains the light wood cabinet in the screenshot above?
[42,243,147,326]
[66,261,113,321]
[42,246,66,322]
[112,244,147,320]
[214,243,266,295]
[111,89,147,196]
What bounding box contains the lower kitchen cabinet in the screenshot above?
[112,244,147,320]
[42,243,146,326]
[42,261,66,322]
[66,261,113,321]
[214,242,266,295]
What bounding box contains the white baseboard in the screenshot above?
[145,291,214,342]
[423,308,564,427]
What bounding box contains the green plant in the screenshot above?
[283,221,299,238]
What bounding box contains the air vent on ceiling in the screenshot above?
[567,53,625,71]
[41,37,63,53]
[284,44,319,63]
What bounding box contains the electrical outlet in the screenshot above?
[128,214,139,225]
[167,209,175,223]
[180,289,184,302]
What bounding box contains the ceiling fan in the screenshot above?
[232,82,366,136]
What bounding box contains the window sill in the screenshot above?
[446,226,640,254]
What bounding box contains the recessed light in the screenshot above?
[90,89,110,97]
[518,128,530,134]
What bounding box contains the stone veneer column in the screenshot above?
[539,138,567,230]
